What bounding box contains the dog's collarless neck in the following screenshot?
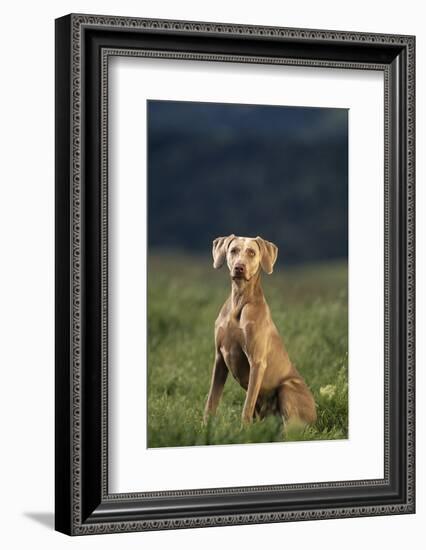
[230,271,263,312]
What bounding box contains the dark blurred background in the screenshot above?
[147,100,348,265]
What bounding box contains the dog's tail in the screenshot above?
[277,377,317,425]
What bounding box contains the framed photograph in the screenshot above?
[55,14,415,535]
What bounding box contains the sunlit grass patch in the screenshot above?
[147,252,348,448]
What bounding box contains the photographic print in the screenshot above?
[147,99,348,448]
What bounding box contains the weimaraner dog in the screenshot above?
[204,234,316,428]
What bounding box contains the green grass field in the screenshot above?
[147,252,348,448]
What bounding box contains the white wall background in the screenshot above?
[0,0,423,547]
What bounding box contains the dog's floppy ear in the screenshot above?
[212,234,235,269]
[255,236,278,274]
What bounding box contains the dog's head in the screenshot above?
[212,234,278,281]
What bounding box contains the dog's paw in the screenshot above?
[202,410,215,427]
[241,412,253,426]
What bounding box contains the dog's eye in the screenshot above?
[247,249,256,257]
[230,248,238,255]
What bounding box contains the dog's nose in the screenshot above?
[234,263,245,274]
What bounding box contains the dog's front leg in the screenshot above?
[203,351,228,424]
[241,360,266,425]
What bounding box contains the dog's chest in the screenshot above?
[218,318,250,388]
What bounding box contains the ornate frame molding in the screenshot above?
[55,14,415,536]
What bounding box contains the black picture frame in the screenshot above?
[55,13,415,536]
